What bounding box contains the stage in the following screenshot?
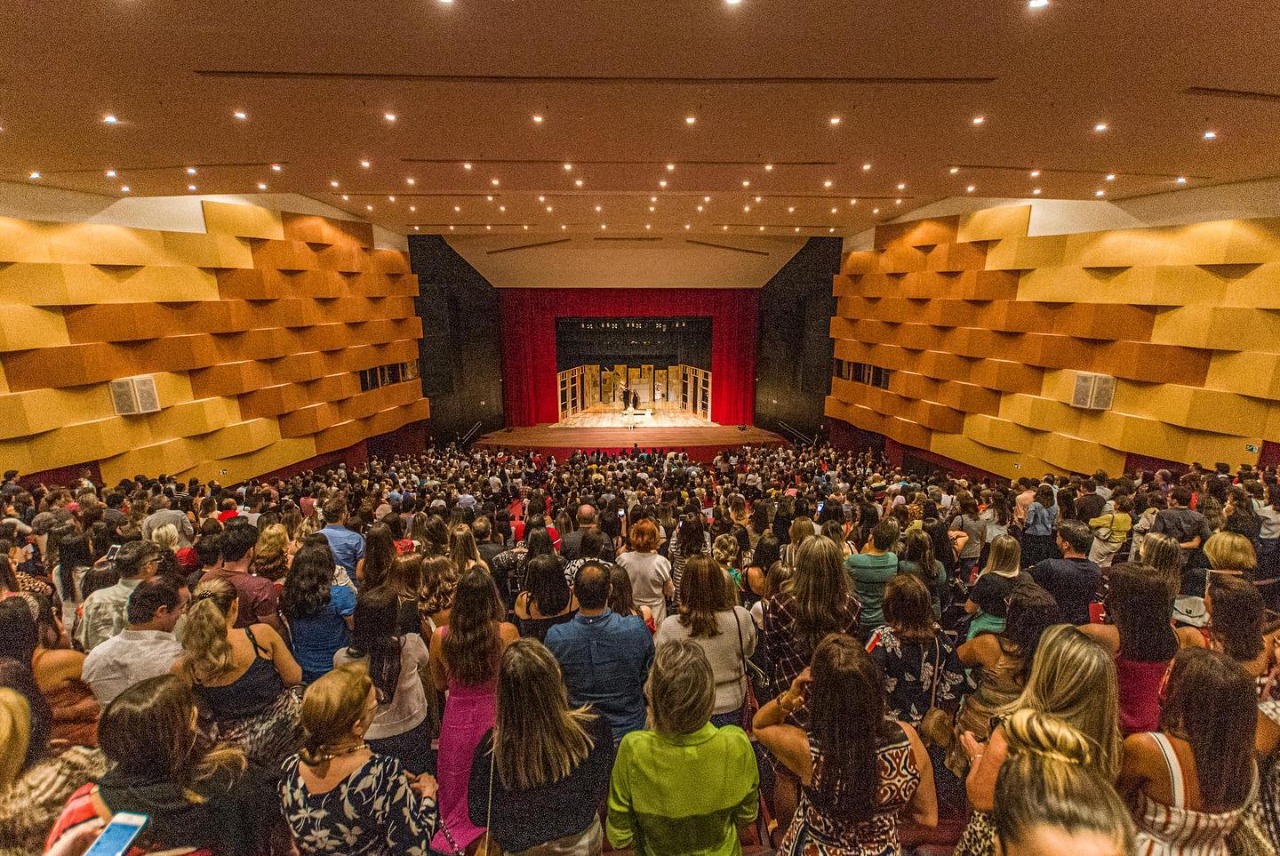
[474,407,786,460]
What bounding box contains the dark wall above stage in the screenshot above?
[754,238,842,439]
[555,317,712,372]
[408,236,505,440]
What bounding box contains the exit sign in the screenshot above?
[1246,444,1260,453]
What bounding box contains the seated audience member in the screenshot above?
[0,664,105,855]
[990,710,1136,856]
[607,563,656,632]
[428,567,518,856]
[469,640,615,854]
[1080,564,1202,735]
[615,519,674,625]
[965,534,1025,640]
[514,553,579,643]
[1118,648,1256,852]
[175,577,303,768]
[282,542,356,684]
[82,577,187,705]
[608,640,759,855]
[755,634,936,853]
[844,517,900,633]
[948,581,1060,777]
[280,664,439,856]
[46,675,278,856]
[546,562,655,744]
[1026,520,1102,625]
[333,587,434,774]
[867,574,966,727]
[200,521,283,632]
[74,540,161,651]
[955,624,1122,854]
[1,597,99,748]
[654,554,757,728]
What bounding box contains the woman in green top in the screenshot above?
[606,639,760,856]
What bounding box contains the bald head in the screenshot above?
[576,504,598,527]
[574,562,610,609]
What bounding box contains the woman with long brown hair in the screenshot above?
[419,554,459,632]
[468,640,614,854]
[449,523,489,574]
[358,522,396,589]
[755,634,936,854]
[428,567,518,854]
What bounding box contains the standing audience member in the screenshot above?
[468,640,615,855]
[560,505,616,563]
[655,554,757,728]
[319,498,365,580]
[46,675,279,856]
[615,519,674,626]
[201,522,283,632]
[1152,487,1212,574]
[668,513,711,603]
[82,577,187,705]
[280,664,439,855]
[896,528,948,620]
[755,634,937,854]
[281,543,356,684]
[513,553,578,643]
[1026,520,1102,626]
[1020,485,1060,567]
[546,562,655,743]
[845,518,900,634]
[74,541,160,651]
[428,567,518,855]
[964,535,1025,640]
[607,640,759,855]
[1088,493,1133,568]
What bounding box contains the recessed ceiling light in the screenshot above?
[360,160,371,168]
[949,167,960,174]
[1105,173,1116,181]
[823,179,833,188]
[486,195,493,201]
[863,163,872,170]
[759,225,765,231]
[388,195,396,202]
[873,208,880,214]
[723,225,729,231]
[646,224,652,230]
[450,225,456,231]
[575,179,583,187]
[1095,189,1105,197]
[103,114,119,125]
[410,205,417,212]
[650,196,658,202]
[454,205,461,212]
[703,196,711,202]
[754,196,762,203]
[601,224,607,230]
[532,114,543,123]
[271,164,282,172]
[649,206,656,212]
[546,206,553,212]
[1203,130,1217,140]
[188,184,197,192]
[1176,176,1187,184]
[233,110,247,121]
[486,225,492,230]
[726,0,741,5]
[491,178,500,186]
[743,205,751,212]
[414,226,421,231]
[966,186,975,193]
[696,205,704,212]
[384,113,397,122]
[831,207,838,213]
[1094,122,1109,132]
[666,163,676,171]
[659,180,668,188]
[561,224,567,230]
[1032,188,1042,195]
[685,224,692,230]
[764,164,773,171]
[1030,169,1041,177]
[563,163,572,171]
[538,195,546,202]
[830,116,841,125]
[595,205,602,212]
[406,177,416,185]
[523,225,529,230]
[187,167,197,175]
[787,206,795,213]
[829,228,835,233]
[742,180,750,187]
[972,115,985,125]
[849,199,857,205]
[343,195,350,201]
[794,227,800,233]
[897,183,906,190]
[685,116,697,125]
[257,182,267,190]
[329,179,340,188]
[463,162,472,170]
[121,185,130,193]
[105,169,117,178]
[1028,0,1049,7]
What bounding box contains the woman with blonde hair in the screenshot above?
[150,522,180,554]
[964,534,1024,640]
[280,664,439,855]
[251,523,290,584]
[781,516,816,568]
[1205,530,1257,579]
[954,624,1123,855]
[173,576,303,767]
[991,710,1135,856]
[469,640,615,855]
[1139,532,1183,599]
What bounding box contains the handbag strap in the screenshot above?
[926,635,941,710]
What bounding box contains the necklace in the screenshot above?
[309,741,369,764]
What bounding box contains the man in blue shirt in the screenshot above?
[546,562,654,743]
[319,497,365,580]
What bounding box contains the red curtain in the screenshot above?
[498,288,759,427]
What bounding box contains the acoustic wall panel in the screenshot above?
[0,202,427,484]
[827,205,1280,477]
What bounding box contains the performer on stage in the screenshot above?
[621,382,631,411]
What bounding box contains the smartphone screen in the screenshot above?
[84,813,149,856]
[105,544,121,562]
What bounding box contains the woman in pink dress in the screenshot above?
[429,567,518,854]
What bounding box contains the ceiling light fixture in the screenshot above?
[966,186,975,193]
[787,206,795,213]
[830,116,841,125]
[743,205,751,212]
[1203,130,1217,140]
[105,169,117,178]
[415,226,421,231]
[454,205,461,212]
[972,115,985,125]
[360,160,371,168]
[823,179,833,188]
[388,195,396,202]
[742,180,750,187]
[546,206,553,212]
[595,205,602,212]
[499,205,506,211]
[563,163,572,171]
[258,182,268,190]
[863,163,872,170]
[271,164,282,172]
[575,179,583,187]
[188,184,197,192]
[703,196,711,202]
[685,224,692,230]
[873,208,880,214]
[897,183,906,190]
[463,162,472,170]
[849,199,857,205]
[831,207,838,213]
[406,177,416,185]
[233,110,247,121]
[187,167,197,175]
[410,205,417,212]
[646,224,652,230]
[667,163,675,171]
[1095,189,1105,196]
[343,194,350,201]
[1028,0,1049,7]
[764,164,773,171]
[103,114,119,125]
[649,206,655,212]
[1030,169,1041,177]
[538,195,546,202]
[1105,173,1116,181]
[532,114,543,123]
[659,180,668,188]
[384,113,397,122]
[696,205,704,212]
[759,225,765,231]
[949,167,960,174]
[486,195,493,201]
[1176,176,1187,184]
[1032,188,1042,195]
[1094,122,1108,132]
[650,196,658,202]
[685,116,697,125]
[754,196,762,203]
[491,178,500,186]
[723,225,729,231]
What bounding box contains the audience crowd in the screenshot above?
[1,444,1279,856]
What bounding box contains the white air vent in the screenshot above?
[1071,372,1115,411]
[109,375,161,416]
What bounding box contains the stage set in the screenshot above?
[475,288,785,457]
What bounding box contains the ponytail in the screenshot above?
[181,578,236,682]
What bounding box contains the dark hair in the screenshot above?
[679,555,732,637]
[1207,576,1265,663]
[1057,519,1093,555]
[1160,648,1256,812]
[0,657,51,772]
[1107,563,1178,663]
[348,587,403,705]
[883,574,936,642]
[115,540,160,580]
[808,635,894,823]
[441,567,504,686]
[281,543,334,618]
[1002,581,1062,682]
[126,577,184,626]
[606,564,637,616]
[361,523,395,589]
[218,522,258,563]
[194,530,222,568]
[525,527,555,562]
[750,532,781,571]
[870,518,900,552]
[524,554,570,616]
[574,562,610,610]
[676,513,707,559]
[578,528,605,558]
[0,598,38,665]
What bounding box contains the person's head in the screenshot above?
[442,567,504,686]
[983,534,1022,577]
[628,518,660,552]
[1138,531,1182,598]
[218,522,258,566]
[254,523,289,566]
[900,527,936,568]
[0,597,38,664]
[787,516,816,549]
[806,634,890,823]
[1011,624,1121,778]
[386,552,424,600]
[646,639,714,737]
[472,515,493,544]
[882,573,936,643]
[869,518,899,552]
[281,542,334,618]
[1159,647,1256,812]
[524,527,555,562]
[576,504,598,528]
[524,553,571,616]
[1169,486,1192,508]
[1056,520,1093,557]
[789,535,852,649]
[1206,576,1265,664]
[1204,531,1257,574]
[322,498,347,525]
[578,527,606,559]
[298,664,376,766]
[420,554,459,614]
[1002,581,1062,681]
[115,540,162,581]
[100,675,245,800]
[712,533,741,568]
[992,710,1135,856]
[151,522,180,553]
[0,687,31,788]
[605,564,637,616]
[1034,484,1055,507]
[679,554,732,637]
[126,577,188,633]
[493,639,596,791]
[1106,563,1178,662]
[181,577,238,680]
[573,561,611,611]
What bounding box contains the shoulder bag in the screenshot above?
[918,635,954,749]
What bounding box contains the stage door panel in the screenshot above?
[655,369,667,407]
[639,365,653,405]
[627,367,642,403]
[585,365,601,407]
[613,365,627,404]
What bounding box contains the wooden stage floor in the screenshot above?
[474,420,786,458]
